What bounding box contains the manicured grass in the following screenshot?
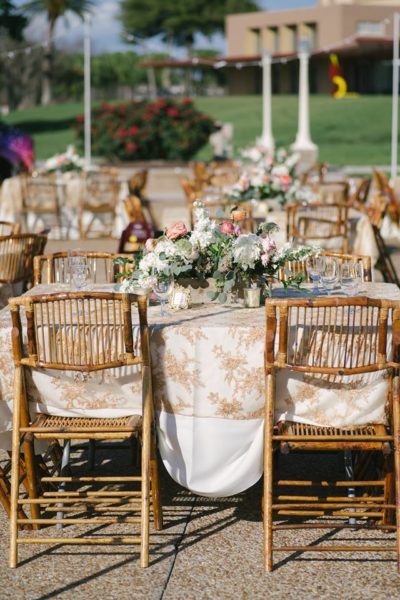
[3,95,396,166]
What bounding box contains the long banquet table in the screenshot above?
[0,282,398,497]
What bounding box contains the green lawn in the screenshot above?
[3,95,395,166]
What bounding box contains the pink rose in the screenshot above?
[220,220,235,235]
[262,236,277,254]
[166,221,187,240]
[145,238,157,251]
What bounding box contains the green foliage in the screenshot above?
[121,0,259,48]
[22,0,93,25]
[0,0,27,40]
[74,97,217,161]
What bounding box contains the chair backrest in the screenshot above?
[349,178,371,207]
[279,251,372,283]
[9,292,150,373]
[33,252,133,285]
[0,221,20,236]
[373,169,400,223]
[0,233,46,284]
[82,173,120,209]
[265,297,400,375]
[286,202,349,252]
[22,176,59,213]
[128,170,148,196]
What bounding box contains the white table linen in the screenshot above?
[0,175,129,239]
[0,282,398,497]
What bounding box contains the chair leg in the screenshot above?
[56,440,71,528]
[382,454,395,527]
[264,372,274,572]
[87,440,96,471]
[150,434,163,531]
[344,450,356,526]
[22,438,40,528]
[140,426,151,568]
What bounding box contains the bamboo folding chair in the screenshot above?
[286,202,349,252]
[79,172,120,238]
[0,221,20,236]
[349,178,371,209]
[365,193,400,287]
[127,170,148,198]
[33,251,133,286]
[9,291,163,568]
[0,233,47,290]
[279,251,373,284]
[263,296,400,571]
[21,176,63,236]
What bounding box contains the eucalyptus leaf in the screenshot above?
[207,291,219,301]
[218,292,227,303]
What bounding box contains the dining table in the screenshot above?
[0,281,398,498]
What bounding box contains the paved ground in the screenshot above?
[0,237,400,599]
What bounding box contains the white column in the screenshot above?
[259,51,274,152]
[291,39,318,164]
[84,13,92,170]
[391,13,400,182]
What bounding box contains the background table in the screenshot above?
[0,282,397,497]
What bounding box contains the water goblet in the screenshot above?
[320,256,339,292]
[153,277,173,317]
[340,261,358,296]
[70,262,92,291]
[305,255,324,293]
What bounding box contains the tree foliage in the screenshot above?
[120,0,259,48]
[0,0,27,40]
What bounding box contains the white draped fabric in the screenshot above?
[0,282,398,496]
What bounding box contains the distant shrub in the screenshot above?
[74,98,216,161]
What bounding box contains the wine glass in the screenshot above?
[153,277,173,316]
[305,255,324,293]
[320,256,339,292]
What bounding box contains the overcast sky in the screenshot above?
[18,0,316,55]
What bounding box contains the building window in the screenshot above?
[357,21,385,37]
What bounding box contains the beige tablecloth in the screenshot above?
[0,175,129,239]
[0,282,398,496]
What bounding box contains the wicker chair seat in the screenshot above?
[30,413,142,433]
[276,421,389,451]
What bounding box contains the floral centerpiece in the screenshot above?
[119,212,319,304]
[39,145,85,174]
[230,147,318,206]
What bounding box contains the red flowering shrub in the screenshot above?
[74,98,216,161]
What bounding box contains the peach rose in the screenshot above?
[166,221,187,240]
[220,220,235,235]
[231,209,247,222]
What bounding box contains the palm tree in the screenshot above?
[23,0,93,105]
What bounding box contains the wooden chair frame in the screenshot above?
[9,292,162,568]
[33,251,133,286]
[286,202,349,253]
[79,173,120,238]
[0,221,21,236]
[0,233,47,287]
[263,296,400,571]
[21,176,63,236]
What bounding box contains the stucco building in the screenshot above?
[225,0,399,94]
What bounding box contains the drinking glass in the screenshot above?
[305,255,324,293]
[340,261,359,296]
[70,263,92,291]
[153,277,173,316]
[320,256,339,291]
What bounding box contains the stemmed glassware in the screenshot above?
[305,255,325,293]
[153,276,173,316]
